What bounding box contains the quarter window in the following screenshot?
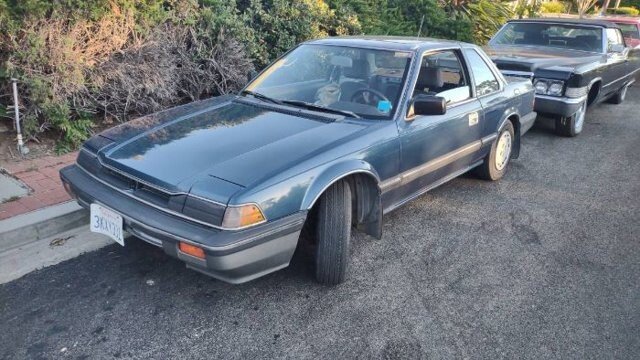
[464,49,500,96]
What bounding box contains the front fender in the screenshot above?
[301,159,381,210]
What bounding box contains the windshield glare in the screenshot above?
[245,44,412,119]
[491,22,604,53]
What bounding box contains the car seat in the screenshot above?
[414,66,444,96]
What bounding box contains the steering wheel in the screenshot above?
[350,88,391,106]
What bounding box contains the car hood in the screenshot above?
[484,45,604,72]
[98,99,366,191]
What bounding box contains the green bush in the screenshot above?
[541,1,566,13]
[620,0,640,9]
[327,0,474,42]
[0,0,490,152]
[609,6,640,15]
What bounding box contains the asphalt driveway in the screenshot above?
[1,87,639,360]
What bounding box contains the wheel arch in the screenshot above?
[497,112,521,159]
[587,78,602,106]
[302,160,383,239]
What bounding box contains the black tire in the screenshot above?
[606,84,629,105]
[475,121,515,181]
[555,101,586,137]
[314,180,352,285]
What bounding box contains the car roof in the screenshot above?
[507,17,620,29]
[305,36,470,52]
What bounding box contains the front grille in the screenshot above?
[501,70,534,81]
[78,148,225,227]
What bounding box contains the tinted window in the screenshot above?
[413,50,470,104]
[491,22,604,53]
[464,49,500,96]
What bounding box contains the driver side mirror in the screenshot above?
[408,94,447,119]
[609,44,628,56]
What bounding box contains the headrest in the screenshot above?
[417,67,444,90]
[343,59,371,79]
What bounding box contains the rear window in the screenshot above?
[491,22,604,53]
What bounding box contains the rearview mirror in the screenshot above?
[409,94,447,118]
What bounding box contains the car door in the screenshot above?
[603,28,630,97]
[462,48,509,145]
[394,49,483,201]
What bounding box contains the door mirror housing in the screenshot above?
[409,94,447,118]
[608,44,628,55]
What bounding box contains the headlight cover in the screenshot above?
[534,79,565,97]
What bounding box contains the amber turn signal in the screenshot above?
[179,242,205,259]
[222,204,266,229]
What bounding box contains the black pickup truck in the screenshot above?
[486,18,639,137]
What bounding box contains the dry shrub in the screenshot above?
[85,25,254,123]
[8,6,134,101]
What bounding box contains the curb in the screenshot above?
[0,201,89,253]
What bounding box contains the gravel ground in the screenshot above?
[1,87,639,360]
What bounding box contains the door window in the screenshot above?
[412,50,471,104]
[606,28,625,50]
[464,49,501,96]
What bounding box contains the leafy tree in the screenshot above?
[440,0,514,44]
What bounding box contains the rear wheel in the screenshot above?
[314,180,352,285]
[555,100,586,137]
[476,121,514,181]
[607,84,629,105]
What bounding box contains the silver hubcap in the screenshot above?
[621,86,628,101]
[574,101,587,133]
[495,131,512,171]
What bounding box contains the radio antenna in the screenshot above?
[416,15,425,39]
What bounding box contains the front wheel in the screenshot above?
[475,121,515,181]
[314,180,352,285]
[555,101,586,137]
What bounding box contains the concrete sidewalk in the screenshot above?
[0,151,114,283]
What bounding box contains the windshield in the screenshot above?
[616,23,640,39]
[491,22,604,53]
[245,44,413,119]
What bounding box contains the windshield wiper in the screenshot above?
[240,90,283,105]
[280,100,360,119]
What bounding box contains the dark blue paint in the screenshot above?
[82,38,536,224]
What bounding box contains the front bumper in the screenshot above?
[534,95,587,118]
[60,165,306,284]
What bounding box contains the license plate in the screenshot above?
[90,203,124,246]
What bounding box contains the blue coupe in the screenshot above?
[61,37,536,284]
